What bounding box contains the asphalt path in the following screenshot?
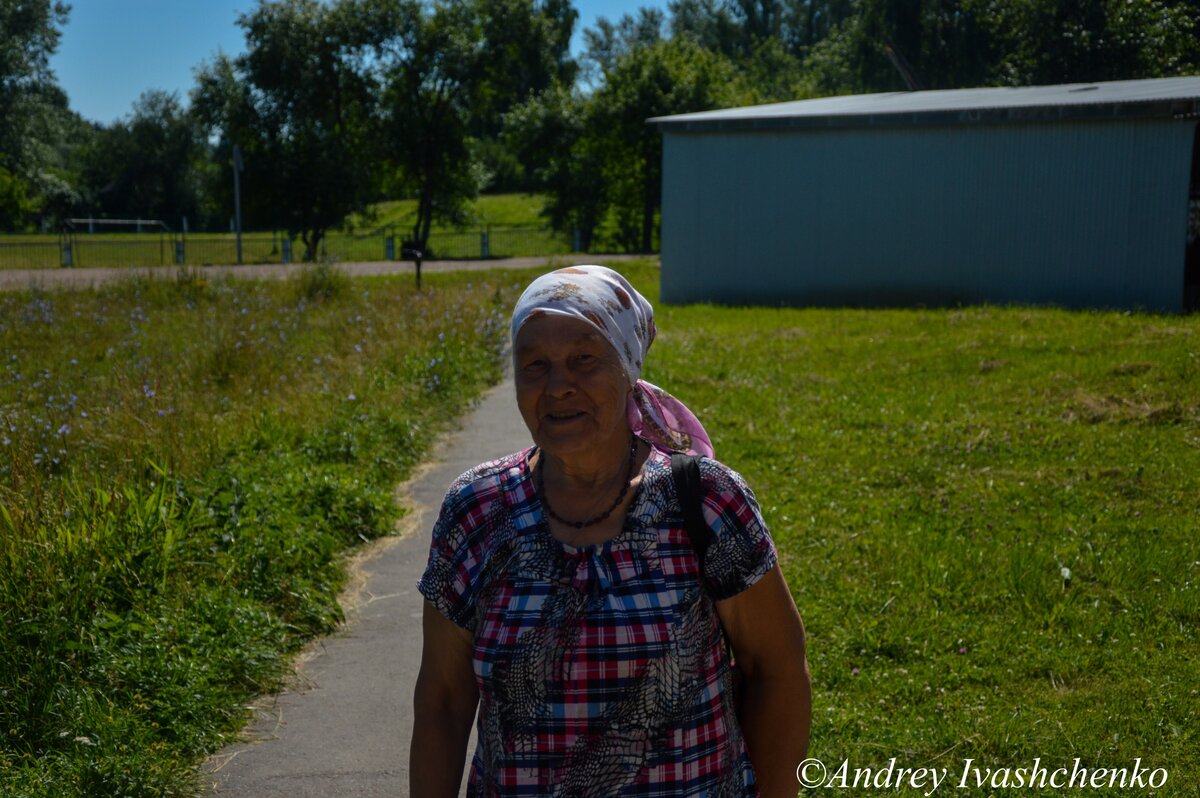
[203,374,531,797]
[0,254,645,291]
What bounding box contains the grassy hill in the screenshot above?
[351,193,548,233]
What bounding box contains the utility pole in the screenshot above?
[883,35,923,91]
[233,144,244,265]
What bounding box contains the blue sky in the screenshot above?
[50,0,667,126]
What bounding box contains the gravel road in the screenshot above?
[0,254,648,291]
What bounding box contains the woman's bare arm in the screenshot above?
[716,564,812,798]
[410,601,480,798]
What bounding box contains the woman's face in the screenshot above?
[514,314,631,463]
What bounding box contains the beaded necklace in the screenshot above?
[535,437,638,529]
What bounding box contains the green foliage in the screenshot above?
[76,90,204,224]
[982,0,1199,86]
[0,0,70,173]
[580,6,667,76]
[293,261,351,302]
[322,0,578,263]
[668,0,744,56]
[365,0,488,252]
[594,38,752,252]
[0,0,84,226]
[509,38,752,253]
[504,85,609,250]
[796,0,1200,93]
[470,0,579,191]
[0,268,522,796]
[0,164,36,231]
[191,0,381,260]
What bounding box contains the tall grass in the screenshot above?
[0,264,526,797]
[632,270,1200,795]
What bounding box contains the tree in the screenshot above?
[797,0,994,93]
[984,0,1198,86]
[77,91,203,224]
[490,0,578,101]
[799,0,1199,95]
[667,0,858,61]
[472,3,578,137]
[510,31,757,255]
[505,83,608,250]
[581,7,667,79]
[668,0,742,55]
[0,0,70,228]
[345,0,483,283]
[590,38,750,252]
[470,0,579,190]
[192,0,379,260]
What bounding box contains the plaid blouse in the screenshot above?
[418,443,777,797]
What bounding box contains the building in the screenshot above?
[652,77,1200,313]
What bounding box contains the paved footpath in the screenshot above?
[0,254,645,290]
[202,375,532,797]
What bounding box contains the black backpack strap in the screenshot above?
[671,452,738,671]
[670,452,712,562]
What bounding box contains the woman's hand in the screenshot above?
[410,601,479,798]
[716,564,812,798]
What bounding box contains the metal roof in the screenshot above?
[650,76,1200,131]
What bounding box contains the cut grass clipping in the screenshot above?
[2,260,1198,796]
[0,263,522,797]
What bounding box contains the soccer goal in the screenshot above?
[60,218,174,268]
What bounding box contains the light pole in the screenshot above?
[232,144,244,265]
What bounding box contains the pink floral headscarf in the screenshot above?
[510,265,714,458]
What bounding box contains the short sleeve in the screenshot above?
[697,459,778,601]
[417,473,494,631]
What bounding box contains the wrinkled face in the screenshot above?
[514,314,631,461]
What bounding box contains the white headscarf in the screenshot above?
[510,265,714,457]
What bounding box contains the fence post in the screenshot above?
[480,228,490,259]
[282,238,292,264]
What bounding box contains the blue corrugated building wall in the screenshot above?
[654,78,1200,312]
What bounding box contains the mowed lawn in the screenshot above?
[628,268,1199,793]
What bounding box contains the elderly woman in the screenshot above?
[411,266,811,797]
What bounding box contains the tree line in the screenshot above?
[2,0,1198,258]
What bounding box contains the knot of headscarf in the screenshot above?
[510,265,714,458]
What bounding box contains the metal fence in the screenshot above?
[0,225,588,271]
[0,238,64,270]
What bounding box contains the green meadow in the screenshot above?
[0,260,1196,796]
